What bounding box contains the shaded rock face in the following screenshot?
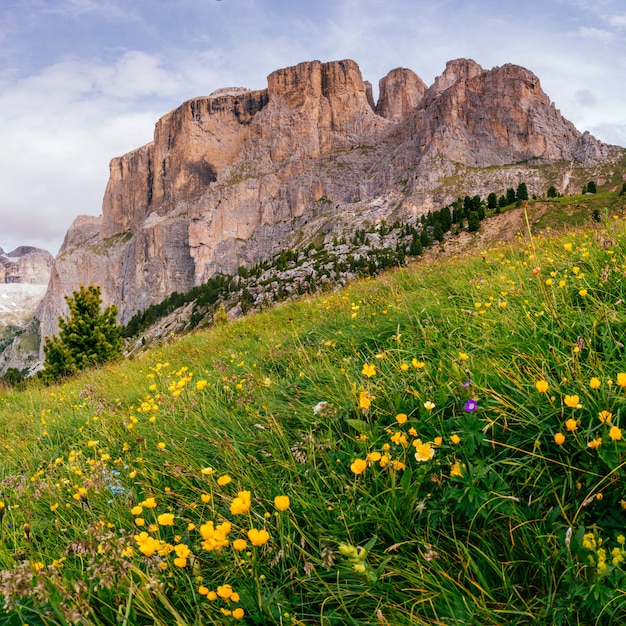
[37,57,623,341]
[376,67,427,122]
[0,247,53,285]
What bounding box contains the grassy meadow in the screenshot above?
[1,206,626,624]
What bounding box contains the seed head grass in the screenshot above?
[0,213,626,623]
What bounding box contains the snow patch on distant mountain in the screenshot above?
[0,284,48,328]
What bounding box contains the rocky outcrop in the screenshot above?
[35,57,625,346]
[0,246,53,285]
[376,67,427,122]
[408,62,612,167]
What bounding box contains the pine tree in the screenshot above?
[467,211,480,232]
[506,188,516,205]
[43,284,122,382]
[516,182,529,201]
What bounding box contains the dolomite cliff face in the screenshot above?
[36,57,622,342]
[0,247,53,285]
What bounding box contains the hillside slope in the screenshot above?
[0,209,626,623]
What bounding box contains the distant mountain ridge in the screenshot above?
[14,57,626,366]
[0,246,53,285]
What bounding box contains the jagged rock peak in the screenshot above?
[424,58,484,103]
[0,246,53,285]
[266,59,369,107]
[208,87,252,98]
[376,67,427,122]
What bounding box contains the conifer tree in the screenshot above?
[43,284,122,382]
[467,211,480,232]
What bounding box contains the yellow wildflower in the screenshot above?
[229,491,251,515]
[588,438,602,449]
[564,395,581,408]
[361,363,376,378]
[554,432,565,445]
[565,418,578,432]
[274,495,290,511]
[413,440,435,462]
[359,391,371,410]
[157,513,175,526]
[247,528,270,547]
[350,458,367,475]
[599,410,613,423]
[232,538,247,551]
[617,373,626,387]
[609,426,623,441]
[217,475,232,486]
[535,380,549,393]
[590,377,601,389]
[450,462,464,477]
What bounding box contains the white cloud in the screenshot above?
[574,26,615,42]
[0,51,180,253]
[607,14,626,27]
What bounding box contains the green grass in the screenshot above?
[1,209,626,624]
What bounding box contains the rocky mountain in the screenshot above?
[0,246,53,374]
[0,246,53,285]
[32,58,626,348]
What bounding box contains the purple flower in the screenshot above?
[464,399,478,412]
[462,380,472,388]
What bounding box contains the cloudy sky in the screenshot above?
[1,0,625,254]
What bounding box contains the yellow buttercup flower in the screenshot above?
[247,528,270,547]
[361,363,376,378]
[157,513,175,526]
[564,395,580,408]
[590,377,601,389]
[274,495,290,511]
[598,411,613,423]
[565,418,578,432]
[450,434,461,444]
[217,475,232,486]
[609,426,623,441]
[359,392,371,410]
[535,380,549,393]
[413,440,435,462]
[229,491,251,515]
[395,413,408,424]
[232,538,247,551]
[450,462,464,477]
[554,432,565,445]
[350,458,367,475]
[617,373,626,387]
